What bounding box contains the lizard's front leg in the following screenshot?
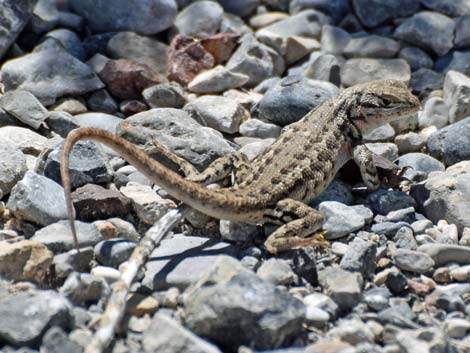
[353,145,380,191]
[263,199,328,254]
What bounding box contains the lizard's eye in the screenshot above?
[382,98,393,106]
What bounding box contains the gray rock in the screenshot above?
[421,0,470,17]
[173,1,223,37]
[107,31,168,76]
[411,219,433,234]
[53,247,94,279]
[455,16,470,49]
[412,162,470,232]
[352,0,420,28]
[319,201,366,239]
[86,89,118,114]
[0,143,27,199]
[350,205,374,224]
[0,0,35,60]
[142,234,237,291]
[0,290,72,346]
[6,171,68,226]
[226,33,284,87]
[327,318,374,345]
[418,243,470,266]
[1,48,104,106]
[363,123,396,142]
[302,53,342,85]
[253,76,338,125]
[385,207,416,223]
[398,47,434,71]
[427,117,470,166]
[142,82,186,109]
[73,112,122,133]
[219,220,258,242]
[311,179,353,206]
[219,12,252,35]
[340,239,377,278]
[257,258,297,285]
[32,220,103,253]
[30,0,59,34]
[183,256,305,351]
[392,248,434,273]
[0,90,48,129]
[445,318,470,338]
[396,153,445,182]
[418,97,449,129]
[303,292,339,323]
[142,313,222,353]
[443,70,470,124]
[218,0,259,17]
[40,326,83,353]
[318,266,363,312]
[94,239,136,268]
[239,119,281,138]
[69,0,177,35]
[410,68,444,95]
[117,108,236,170]
[320,25,351,55]
[188,66,249,94]
[365,143,398,161]
[44,140,113,189]
[341,58,410,87]
[366,188,417,215]
[363,287,390,311]
[394,11,455,57]
[394,128,433,155]
[343,35,399,59]
[60,272,108,305]
[45,28,85,61]
[371,222,412,237]
[435,50,470,75]
[184,95,247,134]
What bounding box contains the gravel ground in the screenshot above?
[1,0,470,352]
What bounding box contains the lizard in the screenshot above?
[60,79,420,254]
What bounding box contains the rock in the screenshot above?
[0,143,27,199]
[327,318,375,345]
[340,239,377,278]
[418,97,449,129]
[184,95,247,134]
[90,266,120,284]
[320,25,351,55]
[200,32,240,64]
[341,59,411,87]
[396,153,445,182]
[319,201,366,239]
[45,28,85,61]
[142,234,237,291]
[352,0,420,28]
[142,82,187,109]
[219,220,258,242]
[312,180,353,206]
[32,220,103,253]
[183,256,305,351]
[303,292,339,325]
[450,265,470,282]
[142,313,222,353]
[107,31,168,76]
[69,0,177,34]
[0,126,48,156]
[173,1,223,37]
[366,143,398,161]
[371,222,412,238]
[99,59,165,100]
[427,118,470,166]
[51,97,87,115]
[53,247,93,278]
[239,138,275,160]
[120,99,150,117]
[443,70,470,124]
[435,50,470,75]
[394,11,455,57]
[40,326,83,353]
[167,35,215,86]
[256,10,328,65]
[363,287,391,311]
[250,12,289,29]
[363,123,396,142]
[118,108,236,170]
[418,243,470,266]
[0,240,53,284]
[257,258,297,285]
[420,0,470,17]
[1,47,104,106]
[44,140,113,189]
[289,0,350,23]
[394,128,434,155]
[302,53,342,85]
[239,119,281,139]
[188,66,249,93]
[318,266,362,312]
[60,272,108,305]
[6,171,68,226]
[410,68,444,95]
[253,76,338,125]
[218,0,260,17]
[0,0,35,60]
[86,89,118,114]
[72,112,122,132]
[71,183,131,222]
[445,318,470,338]
[398,47,434,71]
[385,208,416,223]
[226,33,284,87]
[412,219,433,234]
[343,35,399,59]
[0,290,72,346]
[366,188,417,215]
[94,239,136,268]
[0,90,48,129]
[455,15,470,49]
[391,248,435,274]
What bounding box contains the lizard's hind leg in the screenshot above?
[263,199,328,254]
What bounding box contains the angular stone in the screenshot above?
[0,143,27,199]
[173,1,223,37]
[94,239,136,268]
[142,82,187,109]
[443,70,470,123]
[340,239,377,278]
[398,46,434,71]
[319,201,366,239]
[455,15,470,49]
[392,248,435,274]
[343,35,399,59]
[188,66,249,93]
[352,0,420,28]
[341,58,410,87]
[418,243,470,266]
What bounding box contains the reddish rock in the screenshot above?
[120,99,148,116]
[167,35,215,85]
[99,59,166,100]
[200,32,240,64]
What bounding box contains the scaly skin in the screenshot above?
[61,80,420,253]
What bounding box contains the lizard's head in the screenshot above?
[348,80,421,135]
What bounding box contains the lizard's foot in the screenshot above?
[264,230,329,255]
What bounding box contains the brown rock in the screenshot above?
[0,240,53,284]
[126,293,160,316]
[167,35,215,85]
[72,183,131,221]
[120,99,148,116]
[200,33,240,64]
[99,59,166,99]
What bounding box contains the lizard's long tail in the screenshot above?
[60,127,254,249]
